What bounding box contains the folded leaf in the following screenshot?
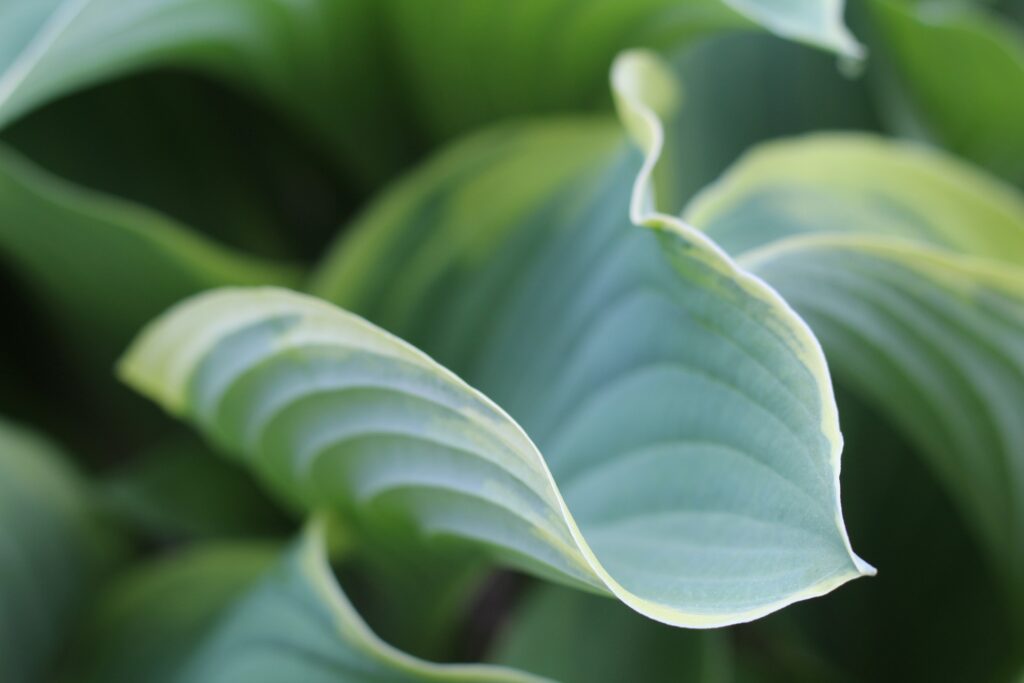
[0,0,860,186]
[0,418,116,683]
[685,132,1024,620]
[868,0,1024,185]
[123,52,871,626]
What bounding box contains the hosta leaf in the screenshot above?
[0,144,298,361]
[655,31,876,213]
[328,524,493,660]
[0,418,116,683]
[685,132,1024,618]
[0,0,397,185]
[66,542,279,683]
[178,519,549,683]
[383,0,861,144]
[867,0,1024,185]
[686,133,1024,260]
[122,53,871,627]
[0,0,860,186]
[70,521,548,683]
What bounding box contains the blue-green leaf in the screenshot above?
[178,519,549,683]
[122,52,871,627]
[68,523,549,683]
[686,132,1024,620]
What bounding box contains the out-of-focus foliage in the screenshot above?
[0,0,857,187]
[867,0,1024,184]
[0,420,117,683]
[1,0,1022,681]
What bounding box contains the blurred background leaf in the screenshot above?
[0,0,859,190]
[2,71,344,260]
[864,0,1024,186]
[100,434,292,543]
[62,541,281,683]
[0,418,120,683]
[65,520,550,683]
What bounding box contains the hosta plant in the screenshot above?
[0,1,1022,682]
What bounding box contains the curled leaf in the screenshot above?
[123,52,871,627]
[686,132,1024,620]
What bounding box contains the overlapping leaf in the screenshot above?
[0,0,860,187]
[0,418,115,683]
[64,542,279,683]
[178,519,549,683]
[121,52,871,628]
[6,0,1020,680]
[652,30,876,212]
[685,132,1024,620]
[69,520,549,683]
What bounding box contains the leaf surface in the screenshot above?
[178,520,550,683]
[0,0,861,185]
[69,523,550,683]
[686,132,1024,619]
[123,53,871,627]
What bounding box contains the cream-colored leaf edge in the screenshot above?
[611,47,876,594]
[119,51,874,628]
[297,515,555,682]
[119,282,869,628]
[683,132,1024,265]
